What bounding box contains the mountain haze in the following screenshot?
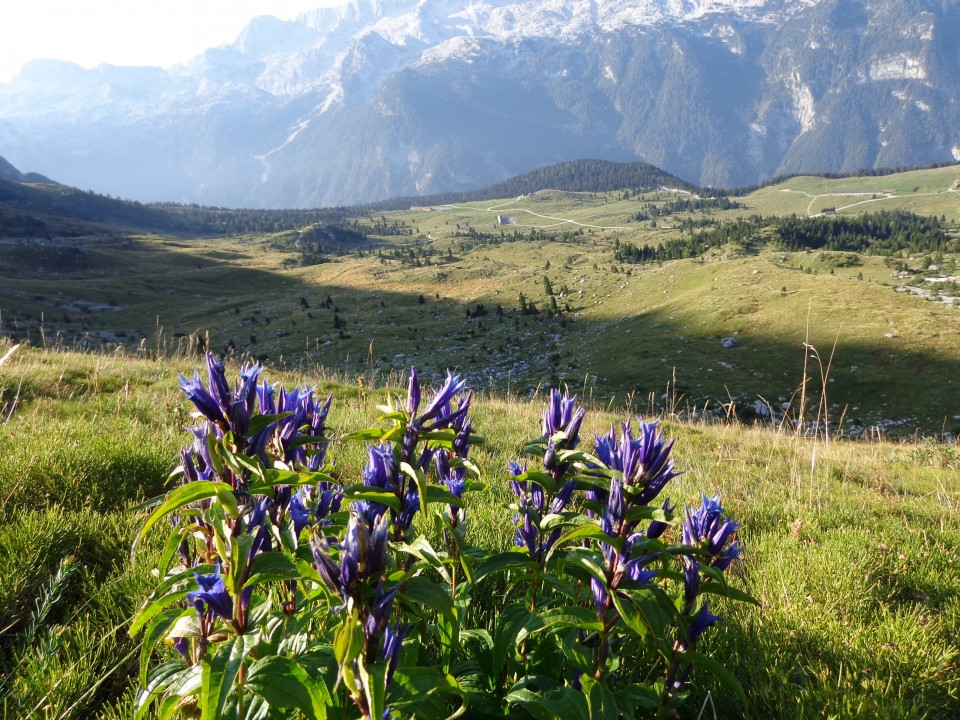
[1,0,958,207]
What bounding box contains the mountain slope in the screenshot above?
[0,155,54,184]
[1,0,959,207]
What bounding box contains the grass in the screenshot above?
[0,344,958,718]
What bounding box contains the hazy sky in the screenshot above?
[0,1,345,82]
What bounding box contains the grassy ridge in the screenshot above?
[0,345,957,718]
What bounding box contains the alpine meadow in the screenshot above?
[2,0,960,718]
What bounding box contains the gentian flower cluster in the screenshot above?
[310,367,474,719]
[664,493,742,694]
[509,460,576,564]
[434,410,472,533]
[178,353,340,524]
[171,353,342,646]
[312,511,410,719]
[590,418,679,514]
[509,390,585,558]
[402,368,470,465]
[387,368,472,539]
[139,356,752,720]
[178,354,261,443]
[582,420,680,676]
[541,388,585,477]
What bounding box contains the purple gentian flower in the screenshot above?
[382,622,411,686]
[289,490,311,536]
[364,580,400,640]
[682,494,740,561]
[595,418,679,505]
[407,367,421,417]
[646,498,675,540]
[420,372,468,426]
[206,354,232,417]
[187,569,233,622]
[178,370,227,426]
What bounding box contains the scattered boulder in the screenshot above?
[720,337,736,348]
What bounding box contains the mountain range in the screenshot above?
[1,0,958,208]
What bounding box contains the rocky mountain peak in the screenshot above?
[1,0,957,207]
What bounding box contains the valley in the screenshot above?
[3,163,960,436]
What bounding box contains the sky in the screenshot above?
[0,1,345,82]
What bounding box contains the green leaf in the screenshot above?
[535,606,603,633]
[611,592,649,640]
[243,551,300,589]
[558,629,594,674]
[389,666,465,717]
[139,607,186,685]
[472,551,538,585]
[553,522,616,551]
[157,525,187,578]
[581,675,619,720]
[251,469,338,493]
[333,617,364,686]
[214,483,239,519]
[509,469,560,494]
[219,444,264,479]
[420,429,456,443]
[246,411,293,436]
[130,589,191,638]
[425,485,464,508]
[562,550,608,586]
[357,657,387,720]
[614,585,675,640]
[200,636,250,720]
[165,613,202,640]
[395,535,451,583]
[508,686,590,720]
[342,428,390,442]
[156,663,202,720]
[400,576,456,619]
[246,655,329,720]
[135,660,189,720]
[400,461,430,513]
[342,485,401,511]
[132,482,231,554]
[295,558,325,586]
[494,604,538,678]
[624,504,675,525]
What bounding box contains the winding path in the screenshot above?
[779,183,959,217]
[442,196,629,231]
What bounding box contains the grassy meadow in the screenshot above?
[5,165,960,435]
[0,344,957,718]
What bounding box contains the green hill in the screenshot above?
[366,158,699,211]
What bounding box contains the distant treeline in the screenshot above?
[148,203,356,236]
[365,159,699,211]
[615,210,954,264]
[635,196,743,220]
